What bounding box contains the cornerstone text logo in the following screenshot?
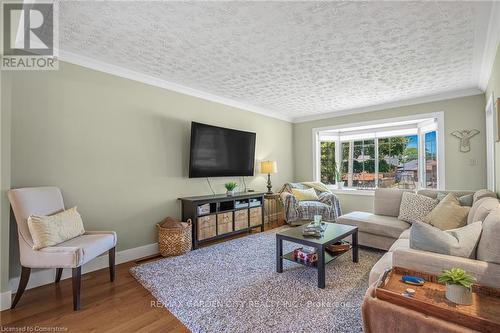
[1,1,58,70]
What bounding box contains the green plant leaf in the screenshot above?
[438,267,475,289]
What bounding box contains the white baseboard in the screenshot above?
[7,243,159,298]
[0,290,12,311]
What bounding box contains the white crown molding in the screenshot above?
[58,50,293,123]
[478,1,500,91]
[54,51,486,125]
[292,87,483,123]
[8,242,159,299]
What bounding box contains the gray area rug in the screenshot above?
[130,227,384,333]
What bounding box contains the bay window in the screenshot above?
[314,114,443,191]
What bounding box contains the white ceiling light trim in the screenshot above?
[59,49,292,122]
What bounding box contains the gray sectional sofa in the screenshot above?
[337,188,500,288]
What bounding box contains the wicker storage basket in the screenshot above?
[157,217,192,257]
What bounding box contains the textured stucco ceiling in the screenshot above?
[58,1,492,120]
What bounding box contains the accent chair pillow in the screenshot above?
[398,192,438,223]
[27,206,85,250]
[301,182,331,193]
[410,221,483,259]
[292,188,319,201]
[423,193,470,230]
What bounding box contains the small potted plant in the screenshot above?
[224,182,237,196]
[438,268,475,305]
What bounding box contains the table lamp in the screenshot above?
[260,160,278,194]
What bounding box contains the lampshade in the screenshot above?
[260,160,277,174]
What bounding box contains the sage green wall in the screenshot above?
[7,62,294,279]
[1,71,12,296]
[486,44,500,194]
[293,94,487,213]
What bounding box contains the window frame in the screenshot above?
[312,112,445,191]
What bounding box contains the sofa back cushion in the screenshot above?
[374,189,410,217]
[417,189,474,200]
[468,197,500,225]
[477,208,500,264]
[473,189,497,204]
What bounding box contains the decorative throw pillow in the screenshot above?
[410,221,483,258]
[458,194,474,207]
[436,192,473,207]
[27,207,85,250]
[301,182,331,193]
[398,192,438,223]
[292,188,319,201]
[476,207,500,264]
[423,193,470,230]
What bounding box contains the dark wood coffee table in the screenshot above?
[276,222,358,288]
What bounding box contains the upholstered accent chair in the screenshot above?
[279,183,342,223]
[8,187,117,311]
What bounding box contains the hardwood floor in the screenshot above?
[0,220,285,332]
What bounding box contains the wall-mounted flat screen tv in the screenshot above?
[189,122,256,178]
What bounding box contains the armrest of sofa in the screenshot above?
[393,248,500,288]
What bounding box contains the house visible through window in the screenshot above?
[315,116,441,190]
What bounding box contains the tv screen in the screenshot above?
[189,122,256,178]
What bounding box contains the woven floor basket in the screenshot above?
[157,218,192,257]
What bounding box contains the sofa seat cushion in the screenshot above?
[337,212,410,239]
[39,232,117,267]
[368,252,393,286]
[389,238,410,252]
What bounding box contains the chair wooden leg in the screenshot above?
[11,266,31,309]
[55,268,63,283]
[109,247,115,282]
[72,267,81,311]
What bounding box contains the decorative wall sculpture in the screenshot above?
[451,129,480,153]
